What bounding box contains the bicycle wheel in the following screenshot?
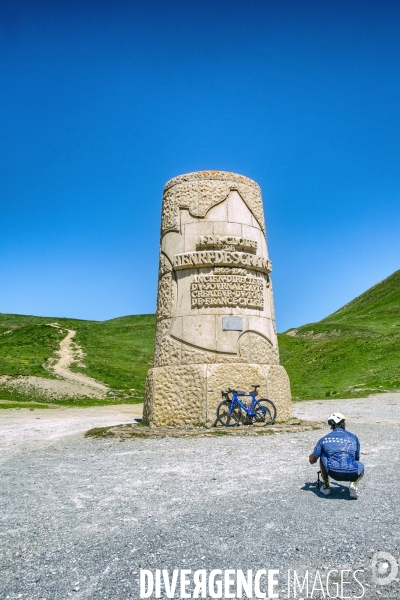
[217,399,242,427]
[252,399,276,426]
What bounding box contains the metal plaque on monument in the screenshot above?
[143,171,292,426]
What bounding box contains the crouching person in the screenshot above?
[309,412,364,499]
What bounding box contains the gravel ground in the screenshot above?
[0,404,143,463]
[2,393,400,599]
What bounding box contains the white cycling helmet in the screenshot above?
[328,412,346,428]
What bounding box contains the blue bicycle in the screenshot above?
[217,385,277,427]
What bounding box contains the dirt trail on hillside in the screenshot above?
[0,325,109,399]
[48,328,108,394]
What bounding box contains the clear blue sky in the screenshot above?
[1,0,399,331]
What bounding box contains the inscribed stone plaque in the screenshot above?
[222,316,243,331]
[191,274,264,309]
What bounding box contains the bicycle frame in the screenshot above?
[217,387,276,427]
[228,391,262,417]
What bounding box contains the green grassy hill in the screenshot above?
[278,269,400,400]
[0,313,155,404]
[1,269,399,405]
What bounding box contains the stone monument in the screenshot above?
[143,171,291,426]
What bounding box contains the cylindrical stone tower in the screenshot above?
[143,171,291,426]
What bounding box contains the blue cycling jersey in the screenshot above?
[313,428,361,473]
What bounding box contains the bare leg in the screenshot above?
[354,471,364,485]
[319,459,329,488]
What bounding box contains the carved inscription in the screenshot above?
[174,251,271,274]
[191,273,264,309]
[214,267,247,275]
[197,235,257,253]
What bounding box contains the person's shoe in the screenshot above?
[349,482,358,499]
[320,484,331,496]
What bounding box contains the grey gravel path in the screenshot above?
[2,394,400,599]
[0,404,143,464]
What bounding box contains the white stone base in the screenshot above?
[143,363,292,426]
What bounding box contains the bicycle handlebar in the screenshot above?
[223,386,259,395]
